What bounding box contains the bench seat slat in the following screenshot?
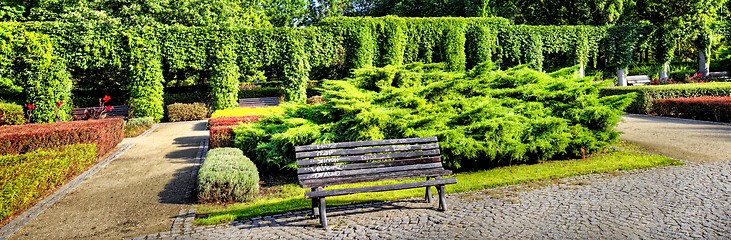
[297,156,441,174]
[296,143,439,159]
[298,162,443,181]
[300,168,452,188]
[296,149,440,167]
[295,137,437,152]
[305,178,457,198]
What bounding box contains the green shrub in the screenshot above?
[128,29,165,122]
[124,117,155,137]
[167,103,208,122]
[0,144,97,222]
[0,103,26,125]
[601,82,731,114]
[233,62,634,171]
[164,92,209,105]
[198,148,259,203]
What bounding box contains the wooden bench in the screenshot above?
[238,97,280,108]
[626,75,651,86]
[709,71,730,81]
[72,105,129,120]
[295,136,456,228]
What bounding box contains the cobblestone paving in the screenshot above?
[136,161,731,239]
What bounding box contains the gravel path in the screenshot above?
[9,121,208,240]
[617,114,731,163]
[133,115,731,239]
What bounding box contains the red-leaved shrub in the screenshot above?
[652,96,731,122]
[208,116,262,128]
[0,118,124,157]
[210,126,237,149]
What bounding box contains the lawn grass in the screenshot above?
[195,144,682,225]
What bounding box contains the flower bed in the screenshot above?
[652,96,731,122]
[208,116,264,149]
[1,144,96,222]
[0,118,124,157]
[208,116,262,128]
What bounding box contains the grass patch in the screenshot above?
[195,144,682,225]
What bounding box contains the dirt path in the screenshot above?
[10,121,208,240]
[617,114,731,163]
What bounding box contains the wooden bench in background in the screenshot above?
[709,71,730,81]
[238,97,280,108]
[626,75,651,86]
[295,136,456,228]
[72,105,129,120]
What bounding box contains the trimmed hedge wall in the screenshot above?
[198,148,259,203]
[652,97,731,122]
[601,82,731,114]
[1,144,97,222]
[0,118,123,157]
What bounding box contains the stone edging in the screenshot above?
[0,143,135,239]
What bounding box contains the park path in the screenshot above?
[9,121,208,240]
[132,115,731,239]
[617,114,731,163]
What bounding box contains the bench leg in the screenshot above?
[319,197,328,228]
[311,197,319,218]
[425,177,432,203]
[437,185,447,211]
[311,188,319,218]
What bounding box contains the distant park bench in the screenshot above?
[709,71,730,81]
[72,105,129,120]
[295,136,456,228]
[626,75,651,86]
[238,97,280,108]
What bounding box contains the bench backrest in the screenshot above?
[72,105,129,120]
[626,75,649,81]
[239,97,280,108]
[295,137,448,188]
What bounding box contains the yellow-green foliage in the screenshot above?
[198,148,260,203]
[0,103,26,125]
[0,144,96,222]
[211,107,285,118]
[233,62,635,171]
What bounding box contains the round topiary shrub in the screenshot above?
[198,148,259,203]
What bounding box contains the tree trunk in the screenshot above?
[578,63,585,78]
[699,50,710,78]
[659,62,670,79]
[617,67,627,86]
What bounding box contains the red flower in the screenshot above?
[57,101,64,107]
[105,105,114,111]
[102,95,111,103]
[25,104,36,110]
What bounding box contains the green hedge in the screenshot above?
[0,103,26,125]
[198,148,259,203]
[601,83,731,114]
[0,24,72,123]
[1,144,97,222]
